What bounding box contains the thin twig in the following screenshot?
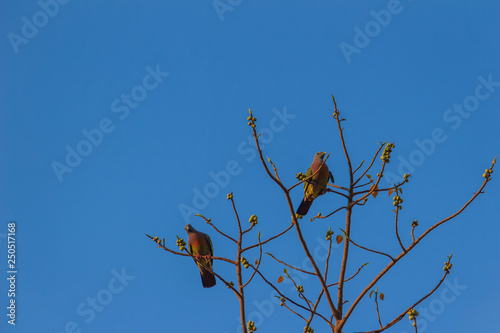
[242,223,294,252]
[243,233,263,288]
[196,214,238,244]
[374,292,383,329]
[332,95,353,184]
[337,206,353,318]
[354,180,374,189]
[325,188,351,199]
[311,206,348,222]
[242,221,257,235]
[346,235,395,261]
[354,143,385,186]
[267,253,315,275]
[353,160,365,175]
[282,302,308,321]
[324,238,333,282]
[394,207,406,252]
[267,157,281,182]
[327,263,368,287]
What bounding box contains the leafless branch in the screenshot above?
[250,110,341,319]
[243,233,263,288]
[311,206,348,222]
[242,223,294,252]
[354,143,385,186]
[196,214,238,244]
[341,171,493,329]
[345,234,395,261]
[266,252,315,275]
[360,255,453,333]
[394,207,406,253]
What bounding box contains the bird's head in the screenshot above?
[315,151,327,160]
[184,224,195,233]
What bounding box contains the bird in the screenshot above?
[184,224,216,288]
[296,151,334,216]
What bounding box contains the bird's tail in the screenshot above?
[200,269,216,288]
[296,199,313,216]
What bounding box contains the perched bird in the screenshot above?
[296,151,334,216]
[184,224,216,288]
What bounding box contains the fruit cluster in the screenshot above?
[247,320,257,332]
[297,285,304,293]
[176,237,186,251]
[247,109,257,128]
[304,327,314,333]
[411,220,418,227]
[393,195,403,209]
[407,308,419,325]
[279,297,286,306]
[241,257,250,269]
[483,168,493,179]
[249,215,258,226]
[381,143,395,163]
[227,193,233,200]
[443,262,453,273]
[325,227,334,241]
[226,281,234,289]
[296,172,306,181]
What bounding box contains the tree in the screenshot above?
[146,96,496,333]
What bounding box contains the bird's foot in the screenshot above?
[204,255,211,260]
[195,254,202,260]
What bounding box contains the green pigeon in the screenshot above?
[296,151,334,216]
[184,224,216,288]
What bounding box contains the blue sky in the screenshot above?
[1,1,499,332]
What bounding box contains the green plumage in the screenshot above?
[296,152,333,215]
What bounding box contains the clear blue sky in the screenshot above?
[1,1,499,332]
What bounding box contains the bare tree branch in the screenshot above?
[243,233,264,288]
[394,206,406,253]
[341,171,493,330]
[353,143,385,186]
[242,223,294,252]
[249,110,341,319]
[359,255,453,333]
[266,252,315,275]
[196,214,238,244]
[342,232,395,261]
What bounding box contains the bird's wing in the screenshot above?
[303,167,313,195]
